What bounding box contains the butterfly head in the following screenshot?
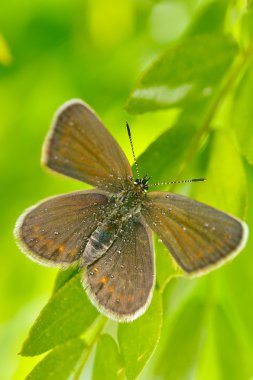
[134,175,151,193]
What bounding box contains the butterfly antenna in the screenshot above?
[148,178,206,187]
[126,122,140,179]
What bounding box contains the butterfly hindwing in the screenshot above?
[42,100,133,192]
[142,192,248,275]
[15,190,109,267]
[82,219,155,322]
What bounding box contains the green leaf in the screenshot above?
[213,306,251,380]
[21,273,98,356]
[137,120,198,189]
[185,1,228,36]
[155,235,183,292]
[247,0,253,9]
[53,266,79,293]
[155,299,206,380]
[0,32,12,65]
[221,167,253,345]
[26,338,86,380]
[194,129,248,218]
[232,63,253,165]
[126,34,238,114]
[241,8,253,46]
[223,244,253,349]
[93,334,124,380]
[118,289,163,380]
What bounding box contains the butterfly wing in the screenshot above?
[14,190,109,268]
[42,100,133,192]
[82,219,155,322]
[142,192,248,276]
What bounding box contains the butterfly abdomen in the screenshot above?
[81,225,116,266]
[81,192,143,268]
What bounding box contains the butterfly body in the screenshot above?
[82,183,146,267]
[14,99,248,322]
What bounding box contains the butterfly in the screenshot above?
[14,99,248,322]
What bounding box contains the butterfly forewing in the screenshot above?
[142,192,248,275]
[42,100,133,192]
[82,219,155,322]
[15,190,109,267]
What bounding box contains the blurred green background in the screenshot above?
[1,0,253,379]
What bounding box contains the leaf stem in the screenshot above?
[73,316,108,380]
[172,36,253,188]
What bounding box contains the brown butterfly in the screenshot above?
[14,100,248,322]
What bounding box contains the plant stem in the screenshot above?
[73,316,108,380]
[172,36,253,189]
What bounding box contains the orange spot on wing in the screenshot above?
[117,293,123,301]
[37,235,44,241]
[69,248,77,257]
[93,267,99,273]
[100,276,108,285]
[195,251,203,258]
[47,240,54,248]
[127,295,134,302]
[108,286,114,293]
[33,224,40,232]
[58,244,64,253]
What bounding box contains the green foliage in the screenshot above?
[1,0,253,379]
[53,266,79,293]
[0,32,12,65]
[118,290,162,380]
[126,34,238,113]
[156,299,207,380]
[195,129,248,218]
[155,235,183,291]
[184,0,227,36]
[93,334,124,380]
[213,306,250,380]
[21,274,98,356]
[232,63,253,164]
[26,339,86,380]
[137,120,198,188]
